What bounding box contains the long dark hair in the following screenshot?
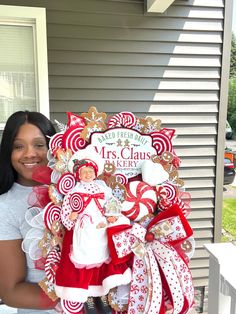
[0,111,56,195]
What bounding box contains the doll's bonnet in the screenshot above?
[68,145,105,177]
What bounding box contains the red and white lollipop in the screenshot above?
[121,181,157,221]
[57,173,76,195]
[69,192,84,213]
[115,173,128,185]
[150,131,173,155]
[161,182,177,201]
[61,299,84,314]
[49,132,64,154]
[62,126,87,153]
[43,202,61,230]
[108,111,136,129]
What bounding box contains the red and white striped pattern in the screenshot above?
[43,202,61,230]
[62,126,87,153]
[45,248,61,283]
[108,112,136,129]
[61,299,84,314]
[57,173,76,195]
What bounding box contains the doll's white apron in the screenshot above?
[70,192,109,267]
[69,181,111,268]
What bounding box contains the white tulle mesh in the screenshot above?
[25,207,44,228]
[51,169,61,184]
[47,150,56,169]
[22,207,45,261]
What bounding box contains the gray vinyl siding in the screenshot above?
[0,0,232,287]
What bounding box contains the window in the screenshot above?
[0,5,49,129]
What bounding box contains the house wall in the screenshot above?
[0,0,232,287]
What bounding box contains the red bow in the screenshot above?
[107,204,194,314]
[79,192,105,214]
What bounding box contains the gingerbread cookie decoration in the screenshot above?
[38,229,54,258]
[50,220,65,249]
[110,182,127,203]
[151,152,184,188]
[48,184,64,205]
[143,117,161,134]
[80,121,107,141]
[134,116,161,134]
[98,162,117,186]
[108,287,128,312]
[133,117,148,133]
[80,106,107,141]
[81,106,107,124]
[169,170,184,187]
[39,278,58,301]
[54,149,73,173]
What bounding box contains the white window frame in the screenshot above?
[0,5,49,130]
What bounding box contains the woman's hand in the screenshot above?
[0,239,58,309]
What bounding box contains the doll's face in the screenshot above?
[79,166,96,182]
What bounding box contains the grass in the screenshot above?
[222,198,236,241]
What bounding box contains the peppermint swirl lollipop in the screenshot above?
[121,181,157,221]
[150,131,173,155]
[45,248,61,283]
[162,182,177,201]
[43,202,61,230]
[158,198,172,211]
[156,186,168,200]
[62,126,86,153]
[57,173,76,195]
[61,299,84,314]
[49,132,64,153]
[115,173,128,185]
[108,111,136,128]
[69,192,84,213]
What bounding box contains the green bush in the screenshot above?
[222,197,236,240]
[228,34,236,137]
[228,77,236,138]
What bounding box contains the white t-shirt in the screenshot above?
[0,183,57,314]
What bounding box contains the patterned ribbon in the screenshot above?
[111,213,194,314]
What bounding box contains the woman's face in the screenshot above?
[79,166,96,182]
[11,123,48,186]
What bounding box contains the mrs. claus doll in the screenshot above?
[54,147,131,304]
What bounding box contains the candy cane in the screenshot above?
[45,248,61,283]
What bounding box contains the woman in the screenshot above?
[0,111,59,313]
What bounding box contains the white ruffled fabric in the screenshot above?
[22,207,45,261]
